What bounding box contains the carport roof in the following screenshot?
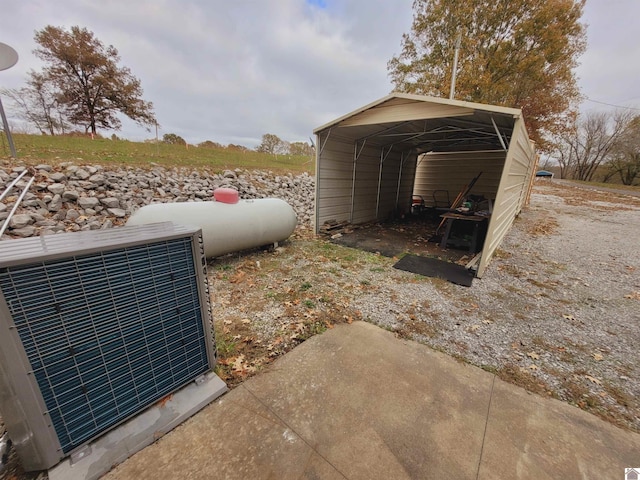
[314,93,524,154]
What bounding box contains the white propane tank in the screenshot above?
[126,198,297,258]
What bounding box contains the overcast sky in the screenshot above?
[1,0,638,148]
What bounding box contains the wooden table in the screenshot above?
[439,212,489,253]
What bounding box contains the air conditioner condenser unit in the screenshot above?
[0,222,226,473]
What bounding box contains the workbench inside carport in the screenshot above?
[439,212,490,253]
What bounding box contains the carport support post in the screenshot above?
[375,145,393,219]
[395,151,406,210]
[350,139,366,223]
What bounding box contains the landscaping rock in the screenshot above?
[48,194,63,212]
[66,209,80,221]
[89,174,106,185]
[49,172,67,182]
[11,226,36,237]
[9,214,33,229]
[0,164,317,238]
[62,191,79,201]
[107,208,126,218]
[73,168,91,180]
[101,197,120,208]
[47,183,65,195]
[78,197,100,209]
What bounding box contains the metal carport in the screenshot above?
[313,93,537,278]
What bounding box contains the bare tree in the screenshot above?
[1,73,69,135]
[552,110,634,181]
[605,116,640,185]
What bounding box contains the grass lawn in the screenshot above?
[0,133,315,174]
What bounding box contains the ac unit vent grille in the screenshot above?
[0,237,209,454]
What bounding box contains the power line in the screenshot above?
[584,97,640,111]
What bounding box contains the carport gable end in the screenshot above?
[313,93,536,278]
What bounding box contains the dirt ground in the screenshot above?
[327,210,477,264]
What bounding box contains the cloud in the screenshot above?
[1,0,637,147]
[1,0,415,146]
[576,0,640,110]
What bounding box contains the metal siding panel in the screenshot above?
[316,135,355,228]
[376,151,404,220]
[478,117,535,277]
[413,151,506,207]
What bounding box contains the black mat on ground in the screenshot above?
[393,254,474,287]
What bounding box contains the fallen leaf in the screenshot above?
[527,352,540,360]
[592,353,603,361]
[585,375,601,385]
[229,271,246,284]
[231,354,246,373]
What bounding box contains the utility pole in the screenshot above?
[449,33,462,100]
[0,42,19,158]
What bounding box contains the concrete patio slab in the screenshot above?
[104,322,640,480]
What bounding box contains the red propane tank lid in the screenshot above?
[213,187,240,204]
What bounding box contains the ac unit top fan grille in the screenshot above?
[0,223,215,458]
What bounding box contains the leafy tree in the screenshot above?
[227,144,249,152]
[388,0,586,148]
[198,140,224,149]
[162,133,186,145]
[256,133,288,154]
[289,141,314,156]
[33,25,156,135]
[1,73,69,135]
